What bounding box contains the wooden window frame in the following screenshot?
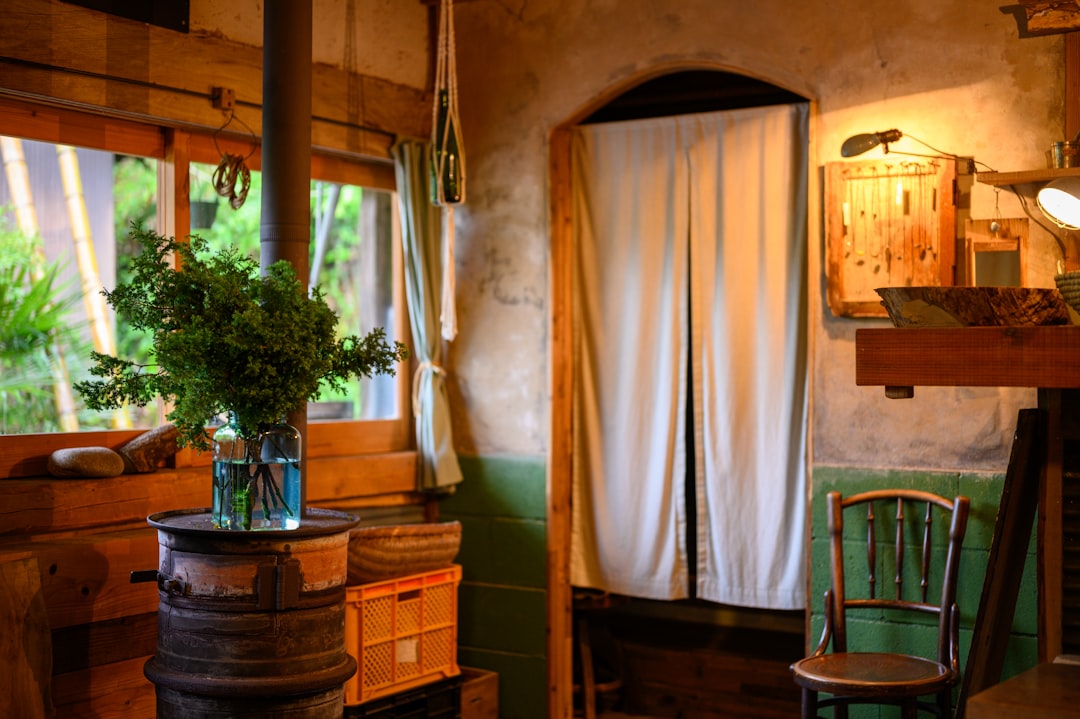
[0,95,414,485]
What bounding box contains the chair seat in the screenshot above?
[792,652,952,697]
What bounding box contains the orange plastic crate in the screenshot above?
[344,565,461,706]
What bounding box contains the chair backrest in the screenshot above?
[825,489,970,667]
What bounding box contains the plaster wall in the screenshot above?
[445,0,1063,471]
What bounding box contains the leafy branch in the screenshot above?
[75,225,408,450]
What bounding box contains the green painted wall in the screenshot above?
[811,466,1039,717]
[439,458,1036,719]
[440,454,548,719]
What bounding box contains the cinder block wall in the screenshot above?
[440,455,548,719]
[441,461,1037,719]
[810,467,1039,718]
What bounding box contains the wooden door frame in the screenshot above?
[546,70,819,719]
[547,121,575,719]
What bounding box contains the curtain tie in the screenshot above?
[412,360,446,417]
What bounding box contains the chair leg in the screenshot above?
[901,698,918,719]
[936,690,951,719]
[800,687,817,719]
[577,617,596,719]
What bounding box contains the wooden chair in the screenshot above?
[791,489,970,719]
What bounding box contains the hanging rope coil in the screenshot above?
[212,154,251,210]
[431,0,465,341]
[211,109,257,210]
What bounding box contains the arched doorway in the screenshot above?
[547,68,812,719]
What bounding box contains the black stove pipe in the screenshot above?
[261,0,312,515]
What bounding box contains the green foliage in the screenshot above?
[112,155,159,370]
[75,225,408,450]
[0,214,84,433]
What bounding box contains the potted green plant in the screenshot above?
[75,225,407,530]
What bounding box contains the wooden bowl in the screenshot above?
[874,286,1073,328]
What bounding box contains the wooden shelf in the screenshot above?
[855,326,1080,391]
[977,168,1080,187]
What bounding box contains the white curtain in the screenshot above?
[570,104,808,609]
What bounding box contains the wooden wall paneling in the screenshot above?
[51,654,155,719]
[17,529,160,630]
[0,556,54,719]
[305,419,413,456]
[1,0,429,160]
[0,471,207,536]
[51,611,158,675]
[306,452,418,501]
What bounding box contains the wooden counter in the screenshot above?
[855,326,1080,391]
[854,325,1080,715]
[966,661,1080,719]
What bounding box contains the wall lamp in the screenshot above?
[840,128,982,174]
[1037,177,1080,230]
[840,129,904,157]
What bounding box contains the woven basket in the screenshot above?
[346,521,462,585]
[1056,272,1080,316]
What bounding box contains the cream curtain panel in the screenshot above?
[392,139,463,492]
[570,104,808,609]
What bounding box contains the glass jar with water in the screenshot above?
[211,416,301,530]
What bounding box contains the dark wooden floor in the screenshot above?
[577,612,804,719]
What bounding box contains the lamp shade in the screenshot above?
[1037,176,1080,230]
[840,129,904,157]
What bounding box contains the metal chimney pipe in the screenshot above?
[261,0,312,515]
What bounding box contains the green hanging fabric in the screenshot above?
[430,0,464,341]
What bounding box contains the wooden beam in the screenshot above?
[0,0,430,159]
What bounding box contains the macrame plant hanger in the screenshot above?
[431,0,465,341]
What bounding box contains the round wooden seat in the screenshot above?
[792,651,951,696]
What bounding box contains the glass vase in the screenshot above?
[211,417,301,530]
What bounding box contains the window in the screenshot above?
[0,97,410,477]
[0,138,161,434]
[187,160,401,423]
